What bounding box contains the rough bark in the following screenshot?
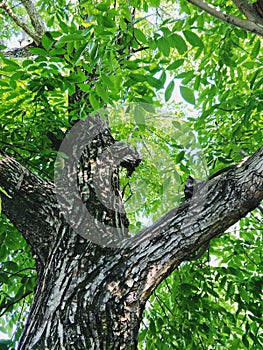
[20,0,46,37]
[1,1,263,348]
[1,44,34,58]
[233,0,263,24]
[1,130,263,349]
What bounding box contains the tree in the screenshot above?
[0,0,263,349]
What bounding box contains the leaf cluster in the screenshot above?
[140,212,263,349]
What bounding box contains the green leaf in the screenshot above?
[0,187,12,198]
[0,272,9,284]
[242,334,250,348]
[133,104,146,129]
[145,76,163,90]
[159,71,166,86]
[96,83,109,103]
[121,60,139,70]
[251,39,260,59]
[0,339,13,349]
[2,58,20,68]
[176,150,185,163]
[149,0,161,6]
[49,48,66,56]
[78,83,90,93]
[57,19,71,33]
[42,32,54,51]
[29,47,47,56]
[167,59,184,70]
[134,28,147,44]
[130,73,146,82]
[72,43,89,64]
[99,15,116,28]
[180,86,195,104]
[157,37,170,57]
[169,34,187,55]
[165,80,174,101]
[89,91,100,110]
[90,43,98,60]
[9,80,16,89]
[22,59,33,67]
[47,16,54,27]
[97,3,108,11]
[56,34,84,45]
[243,61,260,69]
[4,261,19,272]
[183,30,203,48]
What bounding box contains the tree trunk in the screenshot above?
[1,117,263,349]
[18,232,144,349]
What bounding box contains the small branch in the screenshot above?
[21,0,46,37]
[187,0,263,37]
[0,290,32,317]
[0,0,41,44]
[187,242,210,260]
[232,0,263,24]
[131,46,149,53]
[4,267,35,277]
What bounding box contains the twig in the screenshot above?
[0,290,32,317]
[187,241,210,261]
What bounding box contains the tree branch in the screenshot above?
[232,0,263,24]
[0,153,59,266]
[0,290,32,317]
[253,0,263,18]
[55,115,142,245]
[187,0,263,37]
[126,145,263,300]
[0,0,41,44]
[20,0,46,37]
[1,43,35,57]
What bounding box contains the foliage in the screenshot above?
[0,217,35,347]
[140,212,263,349]
[0,0,263,348]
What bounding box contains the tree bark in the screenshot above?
[1,1,263,348]
[1,124,263,348]
[187,0,263,36]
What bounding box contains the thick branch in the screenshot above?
[55,115,142,245]
[21,0,46,37]
[0,153,59,266]
[0,115,142,254]
[2,43,34,58]
[232,0,263,24]
[253,0,263,18]
[0,0,41,44]
[188,0,263,36]
[126,146,263,300]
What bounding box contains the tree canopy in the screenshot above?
[0,0,262,349]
